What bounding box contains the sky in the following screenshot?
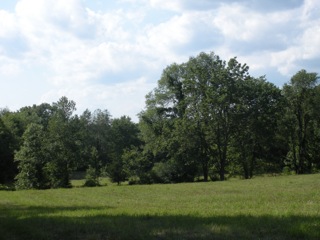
[0,0,319,121]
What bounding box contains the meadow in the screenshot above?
[0,174,319,239]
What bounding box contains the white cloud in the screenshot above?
[149,0,182,11]
[213,5,258,41]
[301,25,320,59]
[268,0,320,76]
[0,0,319,119]
[205,0,319,80]
[140,14,193,63]
[148,0,224,12]
[0,59,20,76]
[41,77,155,121]
[0,10,17,38]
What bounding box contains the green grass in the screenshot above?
[0,174,319,239]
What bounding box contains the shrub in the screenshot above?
[151,162,174,183]
[282,166,293,175]
[83,166,100,187]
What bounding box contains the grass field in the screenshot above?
[0,174,319,239]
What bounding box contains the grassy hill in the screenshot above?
[0,174,319,239]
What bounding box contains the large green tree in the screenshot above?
[282,70,319,174]
[139,51,294,182]
[231,77,283,178]
[45,97,78,188]
[14,123,48,189]
[139,62,199,183]
[90,109,113,166]
[108,116,141,184]
[140,52,260,181]
[182,54,249,181]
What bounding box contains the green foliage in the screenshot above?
[43,97,78,188]
[139,52,286,181]
[151,162,174,183]
[108,157,127,185]
[83,165,100,187]
[0,118,16,183]
[89,109,113,167]
[14,97,82,189]
[231,77,284,178]
[108,116,141,184]
[14,123,50,189]
[1,52,320,187]
[122,147,154,184]
[282,166,293,175]
[14,160,39,189]
[282,69,320,174]
[83,148,101,187]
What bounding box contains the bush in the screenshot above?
[151,162,174,183]
[0,184,15,191]
[108,159,127,185]
[128,173,153,185]
[128,176,139,185]
[83,166,100,187]
[138,173,153,184]
[208,166,220,181]
[282,166,293,175]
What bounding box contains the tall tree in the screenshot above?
[183,54,247,181]
[90,109,113,166]
[139,62,199,182]
[231,77,283,178]
[14,123,48,189]
[108,116,141,184]
[282,70,319,174]
[0,118,16,183]
[45,97,78,188]
[140,52,259,181]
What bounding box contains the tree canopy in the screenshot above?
[1,52,319,188]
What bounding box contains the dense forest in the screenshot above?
[1,52,319,189]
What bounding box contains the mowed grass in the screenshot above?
[0,174,319,240]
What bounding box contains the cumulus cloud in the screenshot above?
[0,59,20,76]
[0,10,17,37]
[269,0,320,76]
[0,0,319,119]
[41,77,155,121]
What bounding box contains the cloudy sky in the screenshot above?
[0,0,319,121]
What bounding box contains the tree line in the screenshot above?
[0,97,141,188]
[1,52,319,189]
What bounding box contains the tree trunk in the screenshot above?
[243,162,249,179]
[202,163,208,182]
[219,145,227,181]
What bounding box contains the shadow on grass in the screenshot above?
[0,204,319,240]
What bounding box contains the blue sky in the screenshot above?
[0,0,319,121]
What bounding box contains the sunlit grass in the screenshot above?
[0,174,319,239]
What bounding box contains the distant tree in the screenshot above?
[140,53,258,181]
[108,116,141,184]
[122,146,154,184]
[139,62,199,183]
[84,147,101,187]
[231,77,283,178]
[183,54,245,181]
[14,123,49,189]
[90,109,113,166]
[282,70,319,174]
[45,97,77,188]
[1,111,26,149]
[0,118,16,183]
[138,52,290,181]
[29,103,55,129]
